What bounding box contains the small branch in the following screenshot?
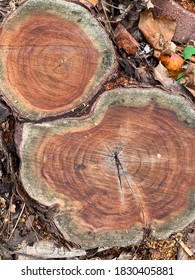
[8,202,25,240]
[100,0,113,35]
[114,2,134,22]
[0,193,14,236]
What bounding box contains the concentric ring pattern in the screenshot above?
[2,14,97,110]
[34,105,195,232]
[0,0,114,120]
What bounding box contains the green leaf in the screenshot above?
[183,46,195,60]
[176,72,185,83]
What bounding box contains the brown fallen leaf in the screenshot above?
[162,41,176,56]
[187,233,195,254]
[179,64,195,90]
[77,0,99,8]
[25,215,35,230]
[138,10,176,57]
[0,197,6,208]
[153,61,176,89]
[160,52,184,79]
[114,23,139,56]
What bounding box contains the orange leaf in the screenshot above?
[78,0,99,8]
[159,53,184,79]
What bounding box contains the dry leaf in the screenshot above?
[78,0,99,8]
[153,61,176,89]
[159,52,184,79]
[25,215,35,230]
[0,197,6,208]
[138,10,176,57]
[114,24,139,55]
[187,233,195,253]
[162,42,177,55]
[177,248,188,260]
[179,64,195,90]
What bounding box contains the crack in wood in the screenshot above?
[114,152,124,193]
[105,144,149,227]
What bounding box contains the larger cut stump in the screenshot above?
[17,88,195,249]
[0,0,115,120]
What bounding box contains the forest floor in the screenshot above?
[0,0,195,260]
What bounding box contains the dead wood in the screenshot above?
[17,88,195,249]
[0,0,115,120]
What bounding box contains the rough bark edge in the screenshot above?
[0,0,116,120]
[16,87,195,248]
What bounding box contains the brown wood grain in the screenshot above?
[18,88,195,248]
[4,13,98,110]
[0,0,115,120]
[38,105,195,227]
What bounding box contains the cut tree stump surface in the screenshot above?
[0,0,115,120]
[17,88,195,249]
[0,0,194,251]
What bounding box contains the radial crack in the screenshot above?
[105,144,149,226]
[114,152,124,192]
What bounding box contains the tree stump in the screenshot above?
[0,0,194,250]
[0,0,115,120]
[16,88,195,249]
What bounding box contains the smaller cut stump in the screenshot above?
[17,88,195,249]
[0,0,115,120]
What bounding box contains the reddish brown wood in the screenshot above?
[0,0,115,120]
[4,14,98,109]
[114,23,139,55]
[18,88,195,248]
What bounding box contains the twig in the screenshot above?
[0,193,14,236]
[178,240,194,257]
[8,202,25,240]
[100,0,113,35]
[103,0,121,10]
[28,216,44,242]
[114,2,134,22]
